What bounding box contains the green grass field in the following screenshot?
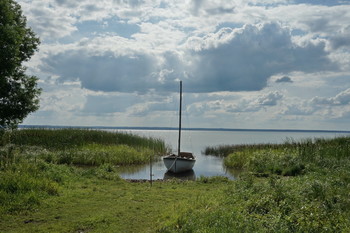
[1,129,350,232]
[0,169,228,232]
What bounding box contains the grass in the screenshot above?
[1,129,350,232]
[160,136,350,232]
[1,128,223,232]
[221,137,350,177]
[3,128,168,152]
[0,166,227,232]
[0,159,69,214]
[204,143,285,157]
[160,172,350,232]
[224,148,305,176]
[1,128,169,167]
[0,128,170,216]
[36,144,156,166]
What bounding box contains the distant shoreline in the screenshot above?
[19,125,350,134]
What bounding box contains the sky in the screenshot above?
[18,0,350,130]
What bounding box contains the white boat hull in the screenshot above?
[163,156,196,173]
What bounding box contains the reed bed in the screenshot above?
[161,136,350,232]
[37,144,155,166]
[0,128,168,213]
[204,143,287,157]
[224,148,305,176]
[3,128,168,153]
[161,137,350,232]
[160,171,350,232]
[221,136,350,176]
[2,130,350,231]
[0,128,168,166]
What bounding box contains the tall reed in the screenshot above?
[3,128,169,154]
[222,136,350,176]
[37,144,155,166]
[161,136,350,232]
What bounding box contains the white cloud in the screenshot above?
[82,93,140,115]
[257,91,283,106]
[17,0,350,130]
[39,22,337,94]
[19,1,77,39]
[275,76,293,83]
[41,48,159,93]
[185,23,336,92]
[312,88,350,106]
[279,100,314,116]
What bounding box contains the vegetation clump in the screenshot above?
[160,137,350,232]
[1,129,168,166]
[3,128,167,151]
[0,128,168,215]
[224,149,305,176]
[1,130,350,232]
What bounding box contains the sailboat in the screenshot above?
[163,81,196,173]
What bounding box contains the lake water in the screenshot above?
[112,129,350,180]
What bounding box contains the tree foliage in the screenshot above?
[0,0,41,129]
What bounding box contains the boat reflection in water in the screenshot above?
[163,169,196,181]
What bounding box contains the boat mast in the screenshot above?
[177,81,182,157]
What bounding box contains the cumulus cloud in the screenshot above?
[19,1,77,39]
[278,88,350,120]
[292,0,350,6]
[275,76,293,83]
[330,26,350,49]
[18,0,152,40]
[185,23,336,92]
[129,100,177,116]
[82,93,140,115]
[189,0,237,16]
[279,101,314,116]
[39,22,338,94]
[257,91,283,106]
[19,0,350,129]
[187,91,283,116]
[41,49,159,93]
[312,88,350,105]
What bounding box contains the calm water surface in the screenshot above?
[112,129,350,180]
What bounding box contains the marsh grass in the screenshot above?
[160,173,350,232]
[207,136,350,177]
[0,129,168,215]
[2,130,350,232]
[224,149,305,176]
[204,143,284,157]
[34,144,156,166]
[160,136,350,232]
[3,128,168,153]
[1,128,168,167]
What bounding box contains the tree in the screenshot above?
[0,0,41,130]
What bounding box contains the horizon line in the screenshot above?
[19,124,350,134]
